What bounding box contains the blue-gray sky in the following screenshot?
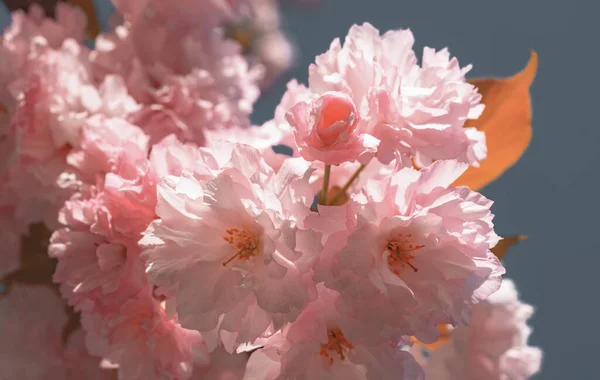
[1,1,597,378]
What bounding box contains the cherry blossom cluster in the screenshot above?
[0,2,541,379]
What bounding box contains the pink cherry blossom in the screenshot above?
[309,23,416,105]
[8,39,98,150]
[0,34,111,242]
[99,290,208,380]
[0,154,76,232]
[67,115,149,181]
[244,285,424,380]
[368,47,486,167]
[1,3,86,59]
[286,91,377,165]
[91,1,263,144]
[302,22,485,167]
[311,160,504,342]
[141,145,321,347]
[421,279,542,380]
[50,126,223,379]
[52,222,207,380]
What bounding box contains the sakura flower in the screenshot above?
[420,279,542,380]
[99,290,208,380]
[51,130,215,379]
[313,160,504,341]
[1,3,87,62]
[368,47,486,167]
[141,146,321,347]
[303,22,485,166]
[0,36,134,243]
[52,134,205,305]
[91,2,263,143]
[309,23,416,106]
[244,285,424,380]
[286,91,377,165]
[8,38,97,150]
[111,0,245,58]
[1,155,74,231]
[67,115,149,181]
[49,229,129,296]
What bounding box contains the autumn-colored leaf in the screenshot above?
[69,0,101,39]
[410,324,452,351]
[491,235,528,260]
[454,51,538,190]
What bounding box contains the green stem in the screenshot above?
[320,164,332,204]
[329,164,366,205]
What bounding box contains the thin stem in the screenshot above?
[329,164,366,205]
[320,164,332,204]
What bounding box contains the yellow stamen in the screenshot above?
[222,227,260,266]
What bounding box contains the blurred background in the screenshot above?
[1,0,598,378]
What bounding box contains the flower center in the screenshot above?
[386,233,424,275]
[222,227,260,266]
[319,327,354,365]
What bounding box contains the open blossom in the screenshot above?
[1,3,86,66]
[287,91,377,165]
[98,290,208,380]
[51,133,220,380]
[244,285,424,380]
[420,279,542,380]
[67,115,150,181]
[368,46,486,167]
[141,144,321,347]
[312,160,504,341]
[301,22,486,167]
[0,37,95,233]
[0,37,138,241]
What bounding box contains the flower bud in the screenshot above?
[286,91,375,165]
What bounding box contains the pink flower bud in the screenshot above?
[312,92,358,146]
[286,91,376,165]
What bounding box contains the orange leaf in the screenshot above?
[454,51,538,190]
[491,235,528,260]
[69,0,101,39]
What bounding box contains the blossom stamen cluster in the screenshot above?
[222,227,261,266]
[319,327,355,364]
[386,235,423,274]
